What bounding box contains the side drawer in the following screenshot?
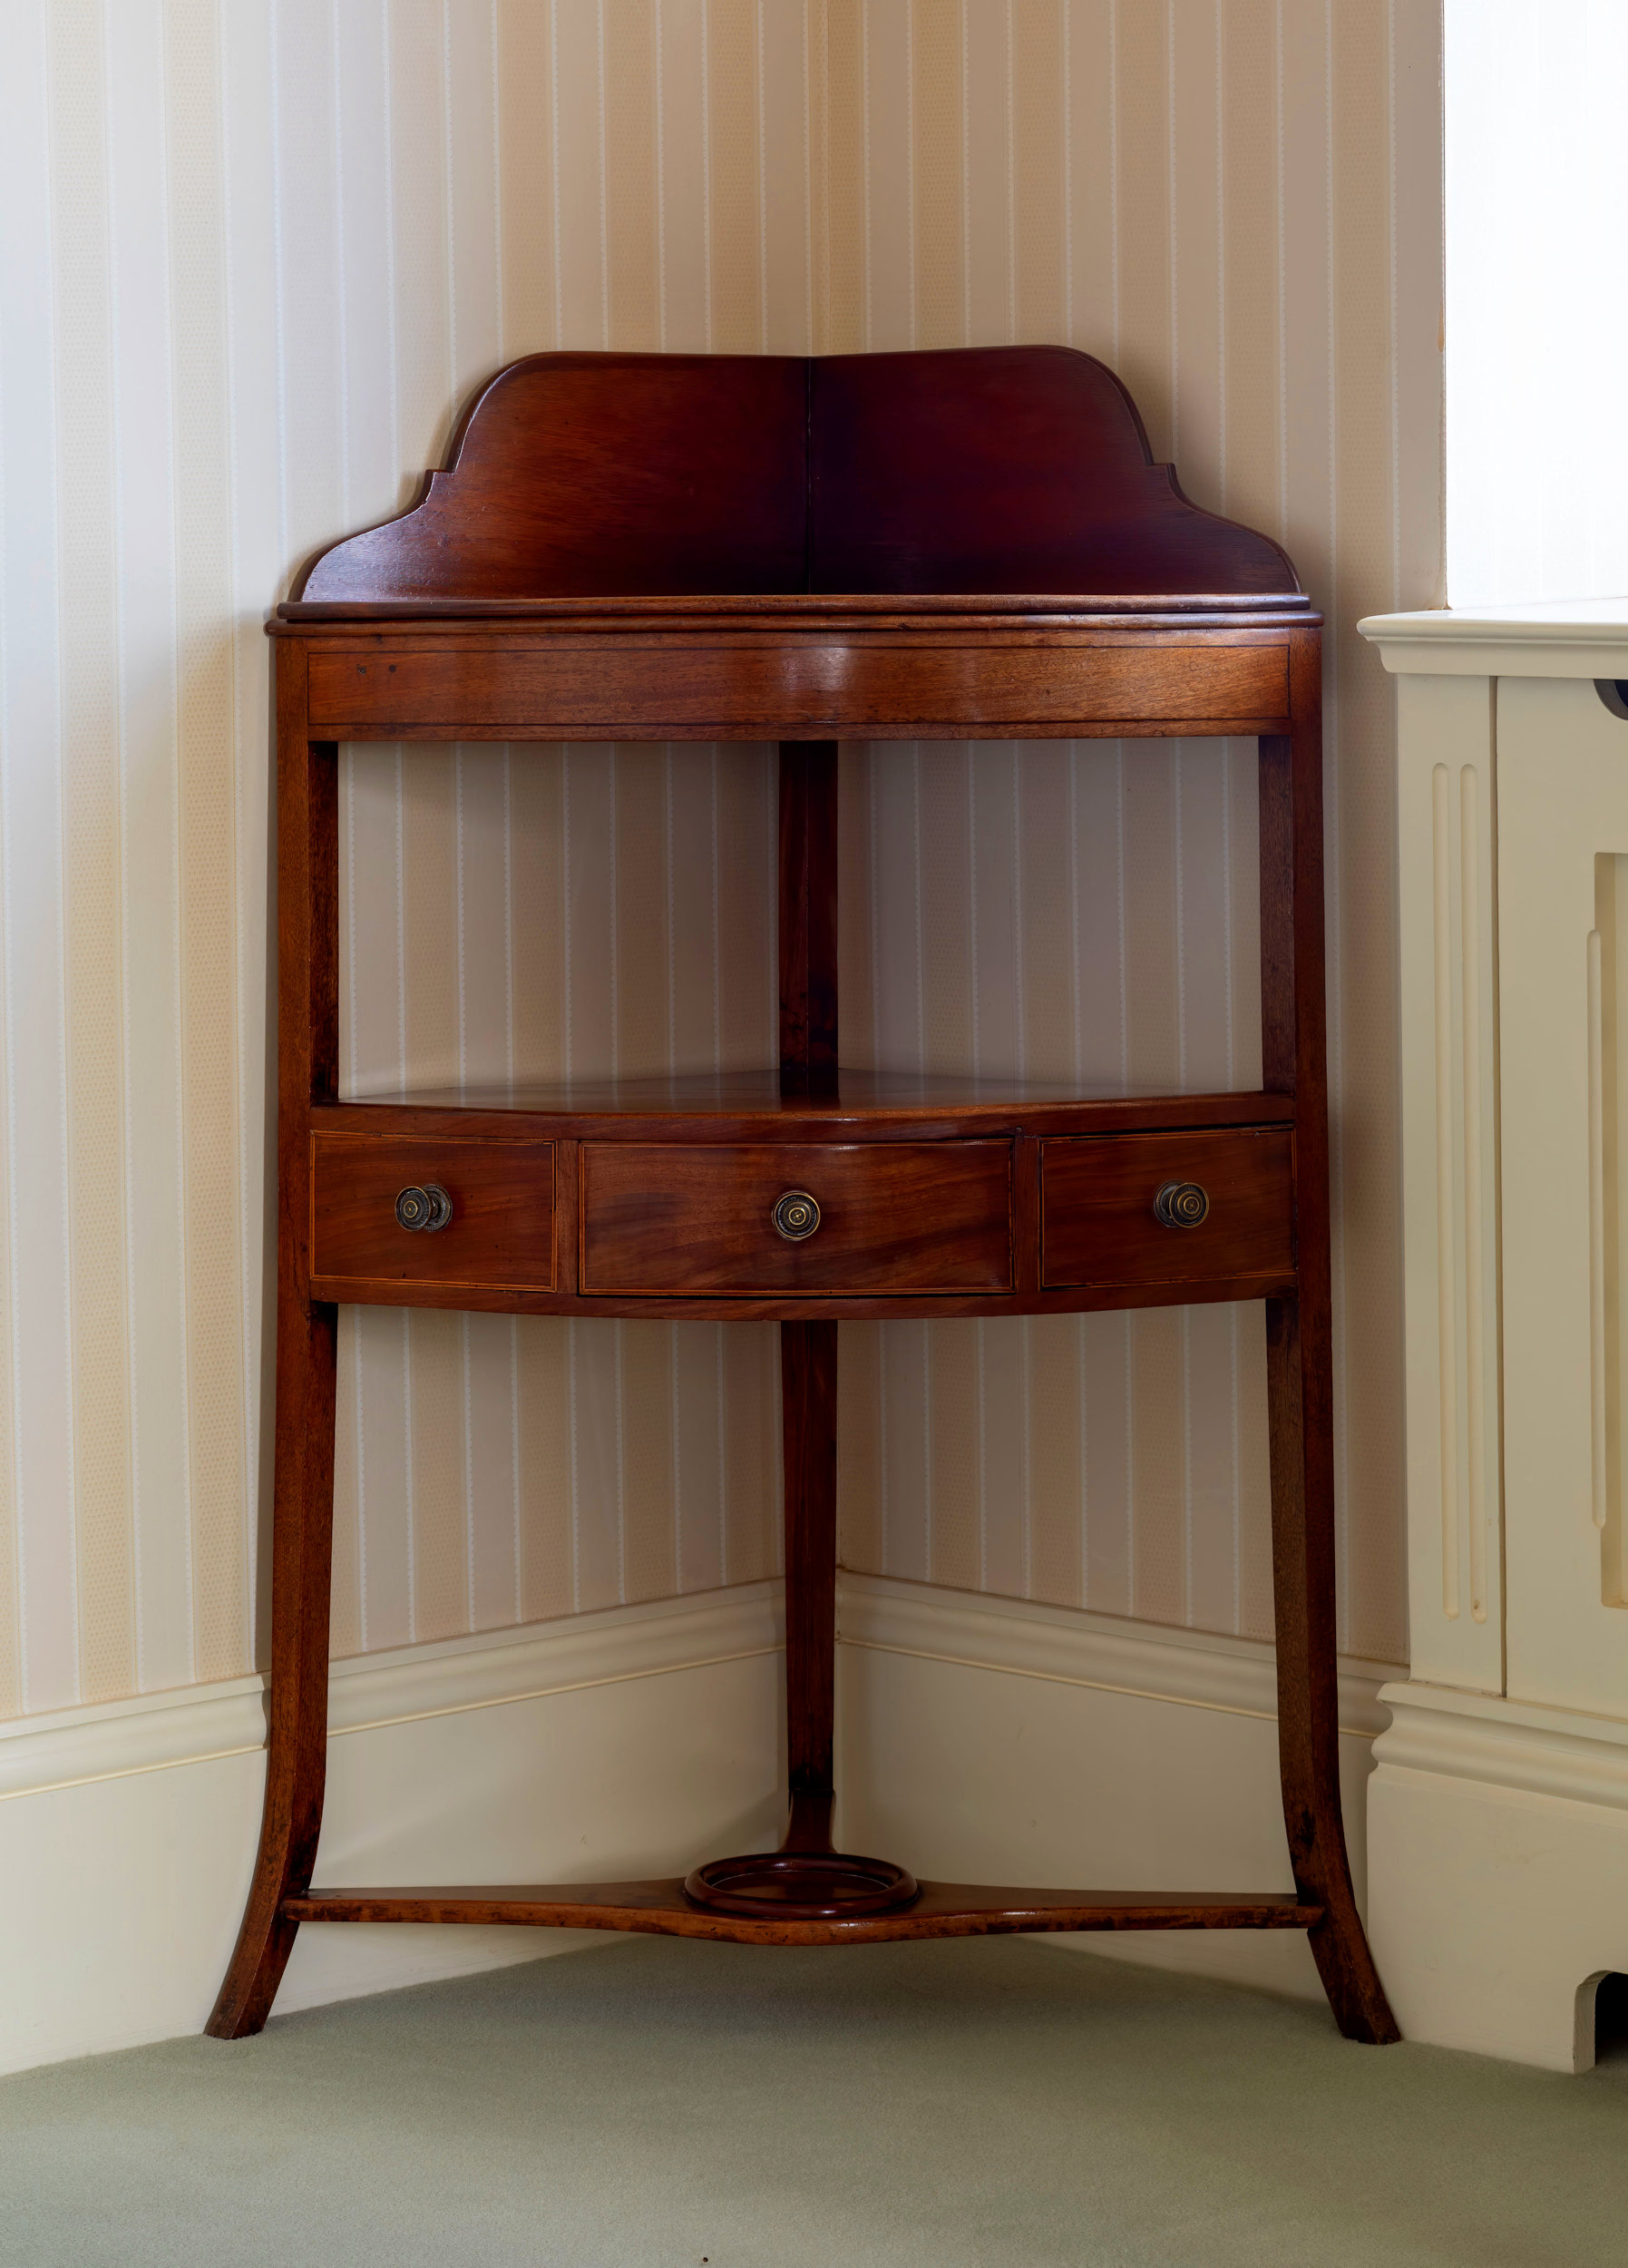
[580,1141,1012,1295]
[1040,1129,1294,1291]
[312,1134,556,1294]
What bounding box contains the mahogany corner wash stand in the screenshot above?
[210,345,1398,2046]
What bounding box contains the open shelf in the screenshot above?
[284,1880,1323,1947]
[318,1070,1294,1140]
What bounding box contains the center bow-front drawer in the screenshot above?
[580,1141,1013,1295]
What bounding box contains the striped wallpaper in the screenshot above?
[0,0,1442,1722]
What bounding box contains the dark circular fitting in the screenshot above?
[1153,1179,1209,1229]
[684,1848,920,1921]
[395,1183,453,1233]
[771,1189,821,1241]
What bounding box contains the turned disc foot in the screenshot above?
[684,1849,920,1921]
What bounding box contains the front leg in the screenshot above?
[207,1296,337,2038]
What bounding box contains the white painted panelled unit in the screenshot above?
[1362,603,1628,2070]
[1389,670,1504,1693]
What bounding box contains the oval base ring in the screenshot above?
[683,1848,920,1921]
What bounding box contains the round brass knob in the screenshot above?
[395,1183,453,1234]
[1154,1180,1209,1229]
[771,1190,821,1242]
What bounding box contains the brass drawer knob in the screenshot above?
[1154,1180,1209,1229]
[395,1183,453,1234]
[772,1189,821,1242]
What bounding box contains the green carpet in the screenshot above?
[0,1936,1622,2266]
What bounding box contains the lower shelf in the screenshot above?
[282,1880,1322,1947]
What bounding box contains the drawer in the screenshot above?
[312,1135,556,1293]
[580,1141,1012,1295]
[307,642,1289,738]
[1040,1129,1293,1291]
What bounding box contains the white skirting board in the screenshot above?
[837,1579,1389,2005]
[1370,1682,1628,2071]
[0,1576,1395,2078]
[0,1586,787,2080]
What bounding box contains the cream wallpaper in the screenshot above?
[0,0,1441,1721]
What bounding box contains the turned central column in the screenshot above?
[683,739,916,1918]
[776,739,841,1852]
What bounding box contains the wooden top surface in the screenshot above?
[278,346,1310,630]
[314,1069,1295,1129]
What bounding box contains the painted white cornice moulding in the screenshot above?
[1360,599,1628,677]
[0,1574,1399,1808]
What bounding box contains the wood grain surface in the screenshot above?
[580,1140,1013,1295]
[300,353,808,601]
[1256,640,1401,2043]
[282,1880,1322,1945]
[296,345,1301,607]
[1040,1128,1295,1291]
[213,346,1397,2052]
[809,346,1301,597]
[306,638,1289,739]
[778,740,839,1094]
[781,1321,838,1849]
[303,1093,1301,1317]
[311,1072,1296,1133]
[312,1133,556,1293]
[207,654,338,2039]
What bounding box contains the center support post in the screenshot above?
[776,738,839,1099]
[776,740,843,1859]
[684,741,920,1920]
[780,1318,839,1853]
[776,739,842,1853]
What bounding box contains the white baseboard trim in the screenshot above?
[1375,1678,1628,1811]
[0,1573,1397,1807]
[0,1576,1400,2077]
[838,1572,1396,1738]
[0,1673,268,1805]
[0,1582,782,1805]
[833,1577,1394,2010]
[0,1585,788,2078]
[1370,1679,1628,2069]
